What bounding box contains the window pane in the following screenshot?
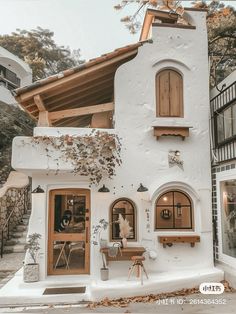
[217,114,224,143]
[224,107,232,139]
[156,207,174,229]
[111,199,135,240]
[232,104,236,135]
[174,192,190,206]
[157,192,173,206]
[156,190,193,230]
[174,206,192,228]
[53,241,85,270]
[221,180,236,258]
[54,194,85,234]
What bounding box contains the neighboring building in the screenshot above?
[6,8,223,300]
[210,70,236,288]
[0,46,32,106]
[0,47,32,184]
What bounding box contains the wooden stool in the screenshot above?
[128,255,148,285]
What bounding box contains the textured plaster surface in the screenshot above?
[10,10,216,294]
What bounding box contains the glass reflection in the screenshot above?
[221,180,236,258]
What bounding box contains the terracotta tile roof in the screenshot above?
[13,41,148,97]
[12,40,152,127]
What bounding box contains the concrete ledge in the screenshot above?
[0,267,224,305]
[216,261,236,289]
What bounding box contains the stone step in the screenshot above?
[5,239,19,246]
[18,220,29,226]
[14,225,27,232]
[6,237,26,246]
[22,213,31,220]
[3,244,26,254]
[11,231,27,239]
[0,272,14,289]
[0,271,12,279]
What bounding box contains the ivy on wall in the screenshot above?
[29,130,122,185]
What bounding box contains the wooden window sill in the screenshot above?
[158,236,200,248]
[100,247,145,264]
[153,126,191,140]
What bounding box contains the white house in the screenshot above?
[0,46,32,106]
[6,8,223,302]
[210,70,236,288]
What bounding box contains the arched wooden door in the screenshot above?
[48,189,90,275]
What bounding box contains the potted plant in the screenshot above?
[100,251,109,281]
[118,214,132,248]
[23,233,41,283]
[92,219,109,281]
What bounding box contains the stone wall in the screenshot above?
[0,185,30,249]
[0,102,34,186]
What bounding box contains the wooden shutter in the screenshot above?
[156,70,170,116]
[156,70,183,117]
[169,71,183,117]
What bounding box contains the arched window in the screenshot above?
[156,69,183,117]
[110,198,136,241]
[155,190,193,230]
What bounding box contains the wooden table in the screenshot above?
[100,247,146,264]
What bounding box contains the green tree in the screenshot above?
[114,0,236,85]
[0,27,84,81]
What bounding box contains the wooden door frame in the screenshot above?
[47,188,90,275]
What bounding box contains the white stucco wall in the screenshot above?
[12,10,214,281]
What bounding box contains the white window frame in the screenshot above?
[216,168,236,268]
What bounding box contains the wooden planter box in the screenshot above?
[153,126,191,140]
[158,236,200,248]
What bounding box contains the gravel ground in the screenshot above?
[0,292,235,314]
[0,253,24,272]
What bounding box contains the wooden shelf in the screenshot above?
[100,247,145,264]
[158,236,200,248]
[153,126,191,140]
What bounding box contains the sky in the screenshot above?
[0,0,235,61]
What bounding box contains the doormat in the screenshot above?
[43,286,86,295]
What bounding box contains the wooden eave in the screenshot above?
[140,8,195,41]
[13,42,146,127]
[140,9,178,41]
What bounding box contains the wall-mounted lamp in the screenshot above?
[32,185,45,193]
[98,184,110,193]
[137,183,148,192]
[176,202,182,217]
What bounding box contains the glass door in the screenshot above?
[48,189,90,275]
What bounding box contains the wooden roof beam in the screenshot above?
[45,75,114,107]
[38,111,52,127]
[34,95,46,112]
[54,115,91,127]
[49,102,114,121]
[49,83,114,111]
[17,50,138,103]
